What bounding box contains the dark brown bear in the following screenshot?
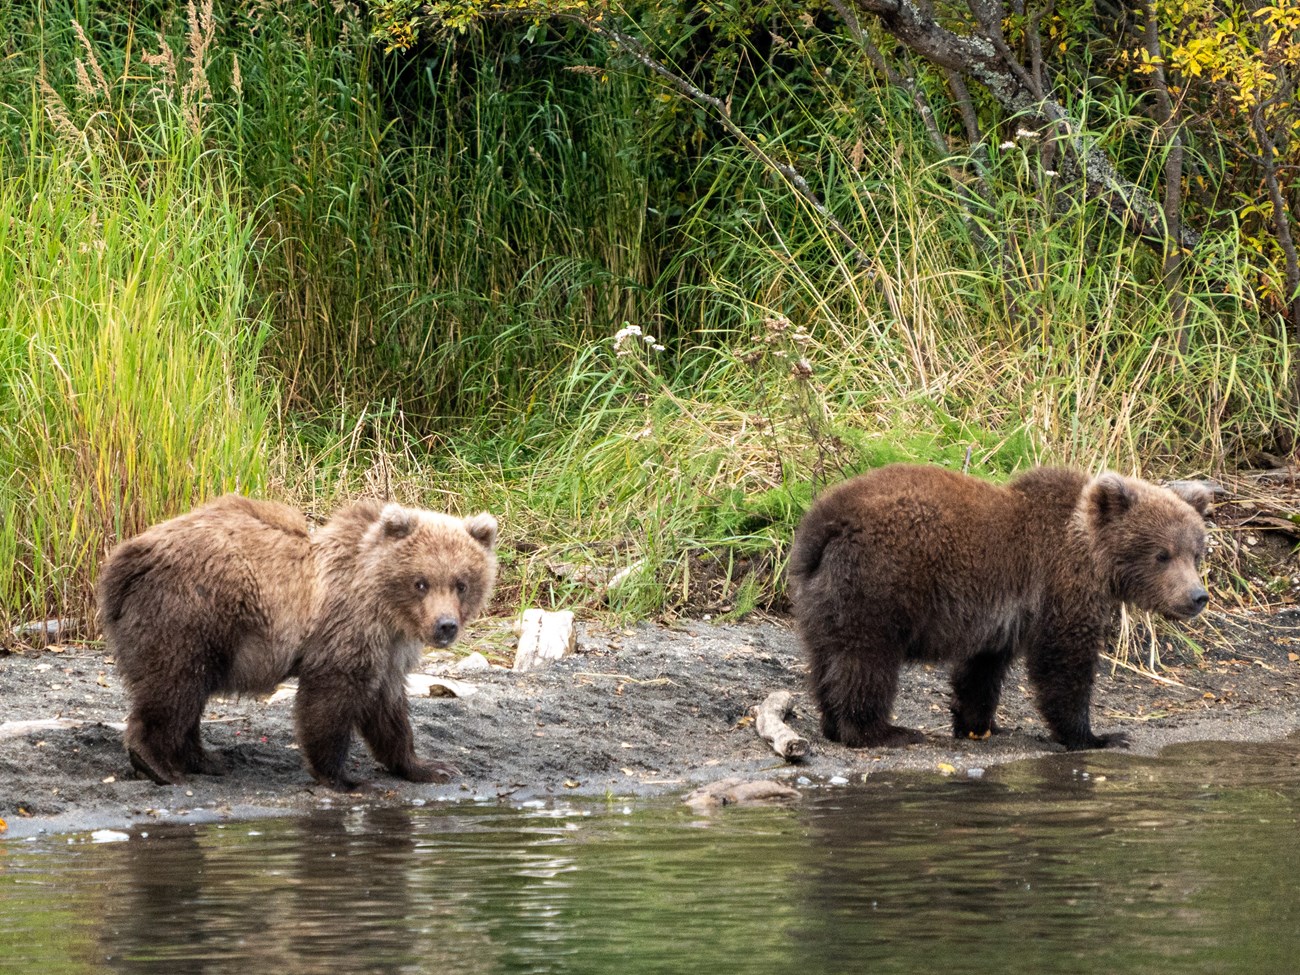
[98,494,498,789]
[789,465,1211,750]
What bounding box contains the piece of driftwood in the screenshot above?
[1165,478,1227,497]
[1245,470,1300,483]
[404,674,479,699]
[513,609,576,672]
[267,683,297,705]
[10,617,82,645]
[269,676,480,701]
[683,777,801,810]
[0,718,125,740]
[545,558,644,599]
[751,690,809,761]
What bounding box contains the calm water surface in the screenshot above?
[3,738,1299,974]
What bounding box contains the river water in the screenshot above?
[3,737,1298,974]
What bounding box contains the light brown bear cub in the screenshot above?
[98,494,498,789]
[789,465,1211,751]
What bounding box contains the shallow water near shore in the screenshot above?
[4,735,1299,975]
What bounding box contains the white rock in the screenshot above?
[454,652,491,674]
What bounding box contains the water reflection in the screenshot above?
[99,807,475,974]
[3,737,1299,975]
[796,742,1300,974]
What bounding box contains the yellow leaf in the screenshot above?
[937,762,956,775]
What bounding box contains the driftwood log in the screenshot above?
[0,718,125,740]
[751,690,809,761]
[513,609,576,672]
[404,674,480,698]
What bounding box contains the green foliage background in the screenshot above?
[0,0,1294,632]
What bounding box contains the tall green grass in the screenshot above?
[0,31,276,631]
[432,31,1291,614]
[0,3,1292,634]
[235,11,659,424]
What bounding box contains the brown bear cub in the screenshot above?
[98,494,498,789]
[789,465,1212,751]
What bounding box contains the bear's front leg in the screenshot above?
[1027,635,1128,750]
[358,687,458,783]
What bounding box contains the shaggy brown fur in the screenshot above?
[98,494,498,789]
[789,465,1211,750]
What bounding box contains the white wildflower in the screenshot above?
[1015,127,1038,139]
[999,141,1015,150]
[613,323,643,353]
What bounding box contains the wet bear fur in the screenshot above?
[98,494,498,789]
[788,465,1212,750]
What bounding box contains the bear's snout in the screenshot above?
[431,616,460,647]
[1164,582,1209,620]
[1184,584,1210,617]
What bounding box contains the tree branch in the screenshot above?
[1141,0,1188,345]
[1252,104,1300,341]
[847,0,1201,253]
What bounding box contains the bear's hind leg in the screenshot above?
[295,676,363,790]
[180,719,226,777]
[120,629,228,785]
[812,641,923,748]
[950,647,1014,740]
[124,695,201,785]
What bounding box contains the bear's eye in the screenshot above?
[414,578,429,595]
[1155,550,1171,564]
[455,579,468,596]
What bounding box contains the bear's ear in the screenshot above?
[1086,472,1136,526]
[463,512,498,550]
[1165,480,1215,517]
[379,503,418,540]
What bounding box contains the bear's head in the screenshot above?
[1079,473,1212,620]
[363,504,499,648]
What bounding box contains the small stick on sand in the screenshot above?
[752,690,809,761]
